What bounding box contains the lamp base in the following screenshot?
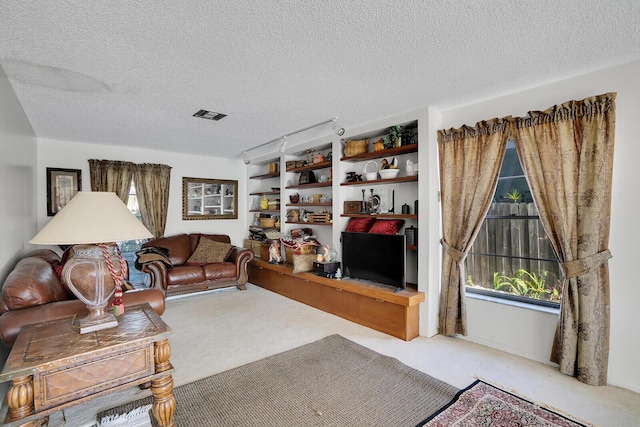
[78,312,118,334]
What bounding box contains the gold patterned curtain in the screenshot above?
[133,163,172,239]
[512,93,616,386]
[88,159,135,203]
[437,118,510,336]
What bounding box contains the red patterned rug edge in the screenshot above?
[415,379,597,427]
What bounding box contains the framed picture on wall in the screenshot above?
[47,167,82,216]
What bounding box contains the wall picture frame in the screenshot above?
[47,167,82,216]
[182,177,238,220]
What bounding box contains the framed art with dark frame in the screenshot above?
[47,167,82,216]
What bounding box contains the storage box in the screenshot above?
[343,201,362,214]
[243,239,265,258]
[313,261,341,277]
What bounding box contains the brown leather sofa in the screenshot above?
[0,249,165,348]
[139,233,254,297]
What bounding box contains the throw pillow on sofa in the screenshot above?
[187,237,234,264]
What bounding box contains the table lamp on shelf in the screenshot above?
[30,191,153,333]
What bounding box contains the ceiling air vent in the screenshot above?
[193,109,227,121]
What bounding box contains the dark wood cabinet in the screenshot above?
[248,259,424,340]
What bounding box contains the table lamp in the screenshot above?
[30,191,153,333]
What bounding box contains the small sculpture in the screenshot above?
[269,241,282,264]
[335,268,342,280]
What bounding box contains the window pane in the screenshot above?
[465,141,562,305]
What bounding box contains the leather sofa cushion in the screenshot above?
[167,265,206,285]
[144,234,191,266]
[0,257,68,313]
[203,262,236,280]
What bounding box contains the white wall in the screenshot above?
[437,60,640,392]
[0,64,37,402]
[36,139,248,246]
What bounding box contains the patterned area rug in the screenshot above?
[98,334,459,426]
[417,379,595,427]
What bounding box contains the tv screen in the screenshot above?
[341,231,406,289]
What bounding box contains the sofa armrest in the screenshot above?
[141,261,170,297]
[227,246,255,288]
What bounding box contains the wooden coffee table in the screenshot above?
[0,304,175,427]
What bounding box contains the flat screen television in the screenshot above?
[341,231,406,290]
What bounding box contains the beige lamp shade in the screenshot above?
[31,191,153,245]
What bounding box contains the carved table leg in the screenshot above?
[4,375,42,426]
[151,338,176,427]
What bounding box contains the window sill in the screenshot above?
[466,290,560,315]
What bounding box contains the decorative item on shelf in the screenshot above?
[30,192,153,334]
[305,149,315,165]
[378,157,400,179]
[406,159,416,176]
[260,216,276,228]
[313,153,325,164]
[372,139,385,151]
[268,162,278,173]
[268,241,283,264]
[383,125,404,148]
[312,194,323,203]
[260,195,269,210]
[368,189,380,214]
[345,171,362,182]
[251,197,260,210]
[414,199,418,215]
[322,244,337,262]
[405,226,418,246]
[298,170,317,185]
[335,267,342,280]
[343,138,369,157]
[309,211,332,223]
[267,199,280,210]
[402,203,410,214]
[285,160,296,171]
[344,201,362,214]
[363,161,379,181]
[287,209,300,222]
[289,192,300,203]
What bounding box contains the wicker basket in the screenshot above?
[343,139,369,157]
[284,245,317,264]
[260,217,275,228]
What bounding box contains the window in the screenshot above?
[118,178,151,288]
[465,141,562,307]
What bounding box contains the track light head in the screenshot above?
[279,136,288,153]
[332,118,345,136]
[242,151,250,165]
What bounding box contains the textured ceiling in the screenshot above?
[2,1,639,159]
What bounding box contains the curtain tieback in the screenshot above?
[561,249,612,280]
[440,239,466,263]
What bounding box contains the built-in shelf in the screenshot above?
[286,182,332,190]
[341,176,417,186]
[340,144,418,162]
[285,160,332,173]
[285,221,332,226]
[286,203,332,207]
[341,213,417,220]
[249,171,280,180]
[250,209,280,213]
[249,190,280,196]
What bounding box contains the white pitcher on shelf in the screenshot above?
[406,159,416,176]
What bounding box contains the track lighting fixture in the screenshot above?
[332,118,345,136]
[241,117,345,162]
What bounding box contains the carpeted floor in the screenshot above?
[98,334,459,426]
